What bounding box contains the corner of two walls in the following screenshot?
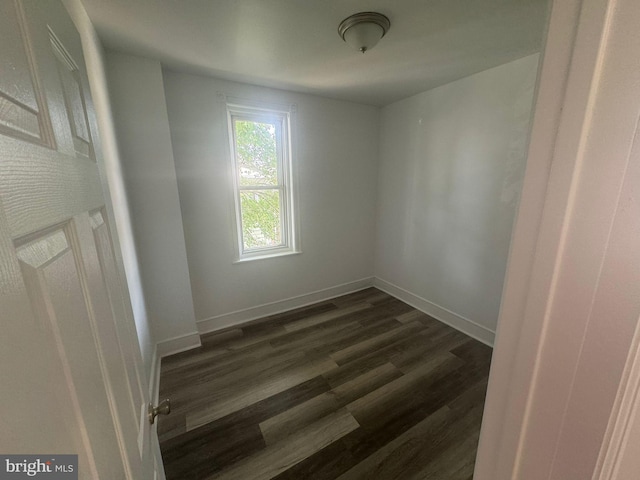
[102,52,201,373]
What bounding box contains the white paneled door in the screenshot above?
[0,0,157,478]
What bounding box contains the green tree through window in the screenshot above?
[236,120,277,186]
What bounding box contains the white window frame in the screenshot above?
[227,101,298,262]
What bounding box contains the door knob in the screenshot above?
[148,398,171,424]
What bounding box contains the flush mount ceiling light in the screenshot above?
[338,12,390,53]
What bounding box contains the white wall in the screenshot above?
[105,52,199,351]
[162,71,379,328]
[375,54,539,341]
[64,0,155,379]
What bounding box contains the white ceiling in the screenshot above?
[81,0,549,106]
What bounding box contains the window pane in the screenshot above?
[240,189,282,250]
[235,119,278,186]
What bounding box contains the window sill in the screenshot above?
[233,249,302,264]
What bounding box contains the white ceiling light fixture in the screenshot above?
[338,12,391,53]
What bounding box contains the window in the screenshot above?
[227,102,298,261]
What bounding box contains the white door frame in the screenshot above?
[475,0,640,478]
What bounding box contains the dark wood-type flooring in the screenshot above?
[158,288,492,480]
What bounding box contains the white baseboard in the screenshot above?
[156,331,202,359]
[197,277,375,335]
[373,277,495,347]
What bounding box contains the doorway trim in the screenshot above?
[475,0,640,477]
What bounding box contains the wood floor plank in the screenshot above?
[254,302,338,328]
[391,330,471,374]
[209,409,360,480]
[270,436,356,480]
[162,421,266,480]
[226,325,288,350]
[394,309,426,323]
[157,409,186,443]
[331,362,404,406]
[187,355,337,429]
[178,375,332,440]
[335,406,453,480]
[269,319,364,352]
[329,320,425,365]
[406,403,484,480]
[260,362,403,446]
[160,349,335,439]
[160,340,277,391]
[200,328,245,347]
[450,337,493,367]
[159,289,491,479]
[330,288,390,307]
[322,350,392,389]
[356,299,414,326]
[316,323,429,375]
[448,376,490,413]
[165,350,301,414]
[419,317,462,340]
[340,355,471,463]
[339,395,485,480]
[160,377,332,474]
[342,393,485,477]
[167,348,305,401]
[208,303,337,350]
[259,392,339,446]
[346,352,463,420]
[408,427,481,480]
[306,318,408,358]
[160,328,246,375]
[283,303,371,332]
